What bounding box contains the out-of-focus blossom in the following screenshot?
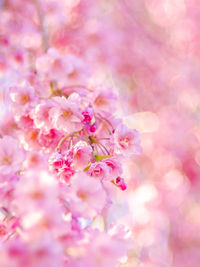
[0,136,25,175]
[69,172,107,218]
[114,124,142,155]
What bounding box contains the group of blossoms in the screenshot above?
[0,47,141,266]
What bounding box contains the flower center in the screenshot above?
[31,190,44,199]
[53,58,62,69]
[77,191,87,200]
[30,130,38,140]
[21,94,29,104]
[94,96,107,106]
[68,69,77,78]
[1,156,11,165]
[63,109,73,118]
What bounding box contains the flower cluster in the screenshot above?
[0,30,141,267]
[3,0,200,266]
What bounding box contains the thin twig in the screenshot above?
[96,117,112,135]
[96,143,106,155]
[98,143,110,155]
[97,113,114,132]
[56,134,73,152]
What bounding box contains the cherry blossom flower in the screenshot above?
[10,82,35,106]
[72,141,92,170]
[31,100,55,130]
[58,166,75,184]
[0,136,25,175]
[69,172,107,218]
[48,152,65,172]
[89,162,110,181]
[49,94,83,133]
[36,48,88,85]
[102,157,123,179]
[89,86,117,115]
[36,48,73,79]
[114,124,142,155]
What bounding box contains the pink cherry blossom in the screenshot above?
[9,82,37,117]
[69,172,107,218]
[102,157,123,179]
[58,166,75,184]
[72,141,92,170]
[13,170,61,216]
[38,129,62,153]
[70,225,132,267]
[36,48,88,86]
[17,114,34,129]
[36,48,74,79]
[114,123,142,155]
[18,128,40,151]
[49,94,83,133]
[23,152,48,171]
[48,152,65,172]
[0,136,25,175]
[89,161,110,181]
[89,86,117,115]
[31,100,55,130]
[9,82,35,106]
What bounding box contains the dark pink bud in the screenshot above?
[82,107,94,124]
[90,123,97,132]
[115,177,127,191]
[116,177,121,184]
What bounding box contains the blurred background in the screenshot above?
[1,0,200,266]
